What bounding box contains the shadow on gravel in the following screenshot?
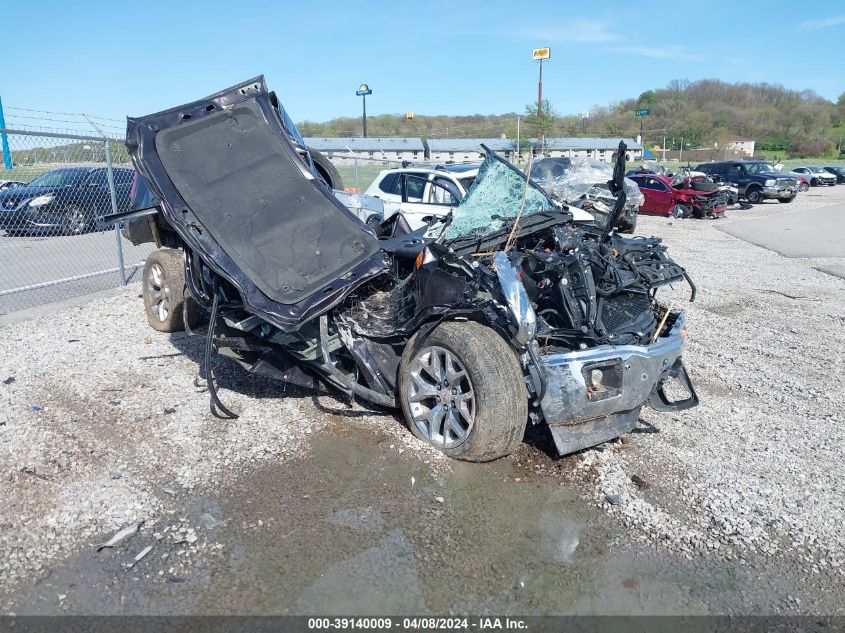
[166,326,563,458]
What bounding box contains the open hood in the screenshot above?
[126,76,385,329]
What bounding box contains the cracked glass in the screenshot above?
[446,152,556,238]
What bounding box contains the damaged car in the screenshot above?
[529,156,643,233]
[119,77,698,461]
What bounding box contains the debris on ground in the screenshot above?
[96,522,143,552]
[129,545,153,568]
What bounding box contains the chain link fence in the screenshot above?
[327,154,404,193]
[0,128,154,316]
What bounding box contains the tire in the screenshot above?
[691,180,718,192]
[618,213,637,234]
[745,188,764,204]
[398,321,528,462]
[672,204,692,219]
[308,147,344,190]
[142,249,202,333]
[778,196,795,203]
[365,214,383,235]
[60,204,92,236]
[799,183,809,192]
[810,178,819,187]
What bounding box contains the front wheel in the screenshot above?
[60,204,92,235]
[799,183,809,192]
[398,321,528,462]
[672,204,692,218]
[746,188,764,204]
[810,178,819,187]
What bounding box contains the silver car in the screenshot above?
[792,166,837,187]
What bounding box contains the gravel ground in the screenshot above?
[1,184,843,613]
[581,186,845,581]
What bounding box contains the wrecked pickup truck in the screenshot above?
[119,76,698,461]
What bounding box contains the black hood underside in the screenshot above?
[126,76,385,330]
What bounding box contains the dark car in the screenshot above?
[0,166,134,235]
[121,76,698,462]
[695,160,797,204]
[823,166,845,184]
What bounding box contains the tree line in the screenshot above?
[298,79,845,158]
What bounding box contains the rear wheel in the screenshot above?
[810,178,819,187]
[143,249,203,333]
[398,321,528,462]
[778,196,795,203]
[746,188,764,204]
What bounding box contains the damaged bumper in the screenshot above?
[536,313,697,455]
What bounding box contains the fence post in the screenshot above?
[354,156,359,190]
[104,139,127,286]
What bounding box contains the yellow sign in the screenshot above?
[406,111,414,120]
[358,84,369,92]
[532,47,551,60]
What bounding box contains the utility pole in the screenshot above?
[662,129,667,162]
[679,137,684,163]
[516,116,521,162]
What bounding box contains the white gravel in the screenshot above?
[0,287,443,602]
[580,185,845,577]
[1,184,843,602]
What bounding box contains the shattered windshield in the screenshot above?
[446,151,557,238]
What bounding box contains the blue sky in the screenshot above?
[2,0,843,133]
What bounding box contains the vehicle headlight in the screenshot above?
[764,179,775,187]
[494,252,536,346]
[28,194,55,208]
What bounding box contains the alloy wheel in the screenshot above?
[62,205,88,235]
[406,345,475,449]
[146,263,171,322]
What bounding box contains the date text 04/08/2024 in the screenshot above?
[307,618,528,630]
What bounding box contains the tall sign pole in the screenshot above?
[532,48,550,147]
[635,108,650,159]
[356,83,372,138]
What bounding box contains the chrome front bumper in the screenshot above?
[535,313,697,455]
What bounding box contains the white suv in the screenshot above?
[365,164,480,230]
[366,163,593,230]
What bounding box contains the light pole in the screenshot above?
[532,47,550,147]
[356,83,372,138]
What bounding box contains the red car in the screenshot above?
[629,173,727,218]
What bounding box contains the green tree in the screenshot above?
[524,99,558,139]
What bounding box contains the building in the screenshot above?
[304,136,642,165]
[726,136,755,157]
[303,137,425,164]
[426,138,516,163]
[541,137,643,162]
